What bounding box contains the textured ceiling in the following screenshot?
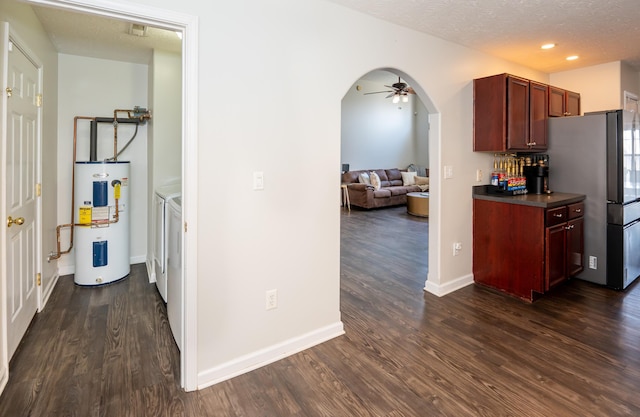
[326,0,640,72]
[31,6,181,65]
[28,1,640,72]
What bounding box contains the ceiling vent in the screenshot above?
[128,23,148,37]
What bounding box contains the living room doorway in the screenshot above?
[340,68,434,292]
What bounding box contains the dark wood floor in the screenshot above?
[2,205,640,416]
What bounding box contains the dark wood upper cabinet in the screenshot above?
[506,76,530,150]
[548,85,581,117]
[473,74,509,152]
[548,86,566,117]
[565,90,581,116]
[530,81,548,150]
[474,74,548,152]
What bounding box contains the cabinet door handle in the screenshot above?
[553,213,563,218]
[574,208,582,213]
[527,141,537,147]
[565,224,574,230]
[564,112,572,116]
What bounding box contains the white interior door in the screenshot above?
[4,33,39,360]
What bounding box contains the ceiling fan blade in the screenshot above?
[385,92,396,99]
[406,87,416,94]
[364,90,393,95]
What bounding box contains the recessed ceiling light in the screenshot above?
[541,43,556,50]
[566,55,579,61]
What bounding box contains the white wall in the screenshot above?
[147,49,181,277]
[414,97,429,169]
[550,61,623,112]
[56,54,149,272]
[621,61,640,102]
[341,76,426,171]
[150,49,181,188]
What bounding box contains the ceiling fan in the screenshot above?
[364,76,415,103]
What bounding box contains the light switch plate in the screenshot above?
[444,165,454,179]
[253,171,264,190]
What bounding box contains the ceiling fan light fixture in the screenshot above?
[566,55,579,61]
[362,76,415,102]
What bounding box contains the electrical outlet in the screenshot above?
[589,256,597,270]
[266,289,277,310]
[476,169,483,182]
[453,242,462,256]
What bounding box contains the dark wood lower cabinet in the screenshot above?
[566,216,584,277]
[473,197,585,301]
[546,222,567,291]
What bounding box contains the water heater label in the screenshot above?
[79,206,92,224]
[92,206,109,223]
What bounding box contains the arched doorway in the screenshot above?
[340,67,441,293]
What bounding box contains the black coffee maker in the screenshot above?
[523,154,549,194]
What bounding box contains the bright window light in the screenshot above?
[566,55,579,61]
[541,43,556,50]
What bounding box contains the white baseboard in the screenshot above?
[424,273,474,297]
[0,366,8,398]
[197,321,345,390]
[130,255,146,264]
[40,272,60,310]
[58,265,74,276]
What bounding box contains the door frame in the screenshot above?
[0,21,44,392]
[0,20,9,396]
[24,0,200,391]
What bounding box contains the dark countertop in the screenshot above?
[472,185,585,208]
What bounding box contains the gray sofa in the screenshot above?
[341,168,424,209]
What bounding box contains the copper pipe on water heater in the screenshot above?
[49,108,149,261]
[48,115,95,261]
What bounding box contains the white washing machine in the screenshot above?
[153,183,181,302]
[167,196,183,350]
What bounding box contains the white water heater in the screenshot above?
[74,161,130,286]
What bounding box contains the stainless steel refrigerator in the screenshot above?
[548,109,640,289]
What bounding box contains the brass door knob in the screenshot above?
[7,216,24,227]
